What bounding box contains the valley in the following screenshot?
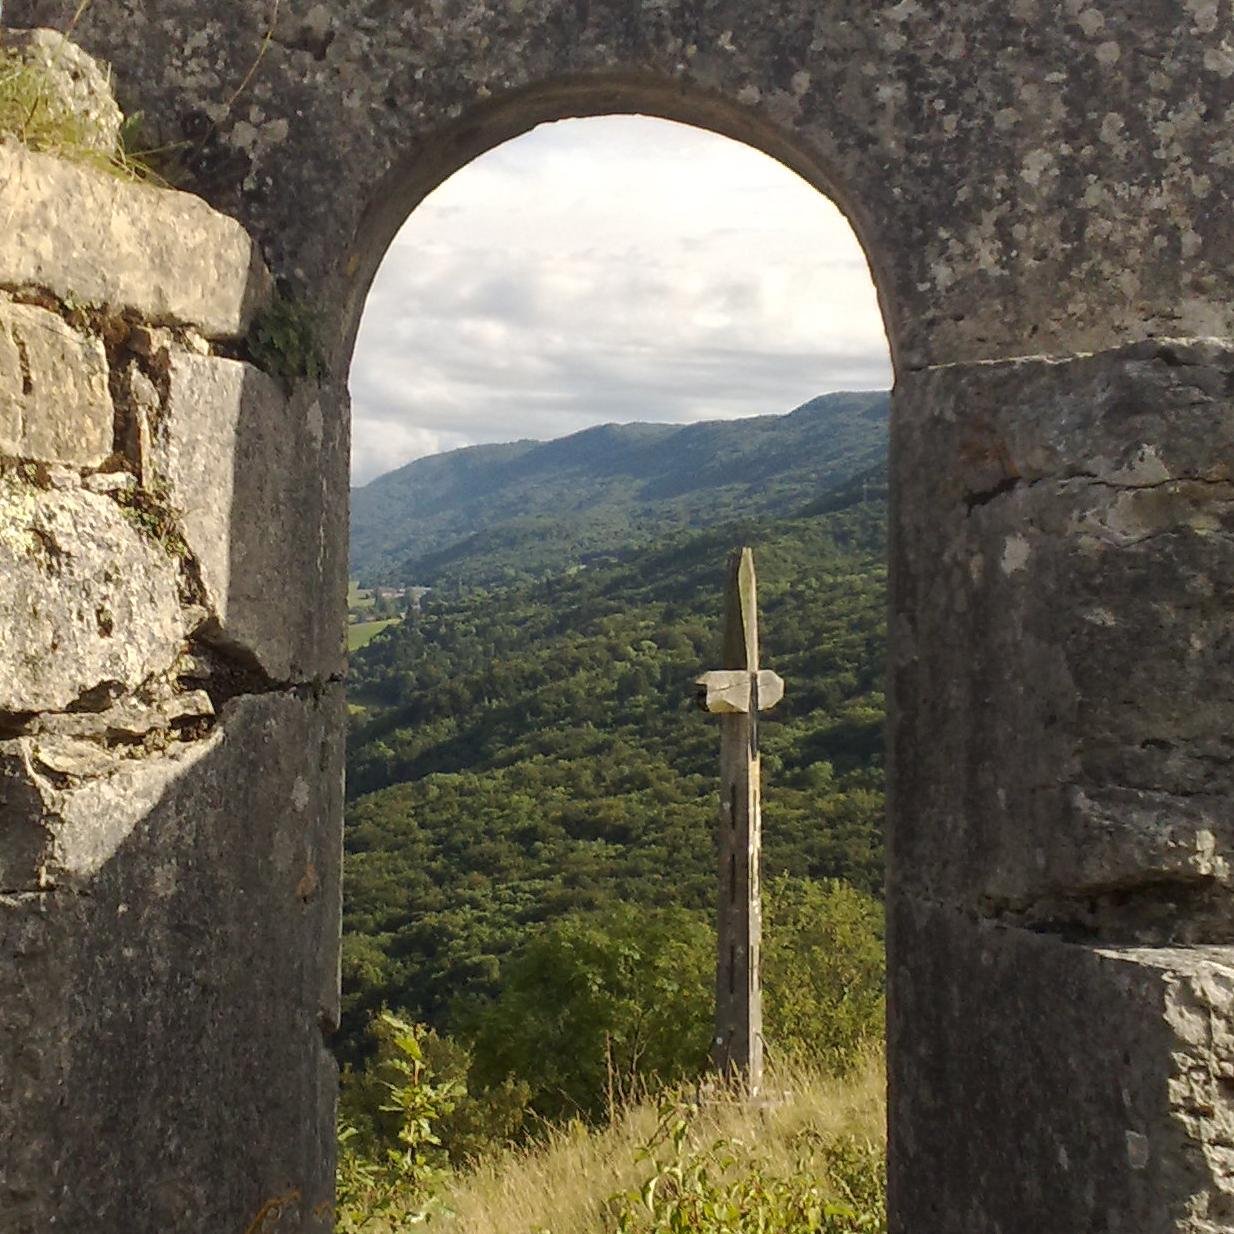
[336,390,891,1229]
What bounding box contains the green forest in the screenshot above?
[338,398,891,1229]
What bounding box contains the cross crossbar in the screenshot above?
[695,669,786,715]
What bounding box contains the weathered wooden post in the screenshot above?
[695,548,785,1095]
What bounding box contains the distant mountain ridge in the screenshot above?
[350,390,890,587]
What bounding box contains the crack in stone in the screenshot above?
[964,473,1020,511]
[1082,474,1234,494]
[985,874,1234,946]
[962,469,1234,516]
[0,887,92,900]
[903,887,1234,948]
[912,336,1234,376]
[13,331,33,401]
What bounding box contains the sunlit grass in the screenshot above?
[349,618,399,652]
[435,1054,885,1234]
[0,48,165,182]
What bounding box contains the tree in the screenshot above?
[763,877,884,1072]
[468,904,714,1120]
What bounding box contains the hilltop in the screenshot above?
[349,390,889,587]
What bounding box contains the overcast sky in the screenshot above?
[349,116,892,486]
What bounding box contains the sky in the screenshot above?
[349,116,892,486]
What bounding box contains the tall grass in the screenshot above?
[435,1054,886,1234]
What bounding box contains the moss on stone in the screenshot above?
[247,293,328,388]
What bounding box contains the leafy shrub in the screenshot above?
[456,879,883,1128]
[763,878,885,1073]
[335,1012,461,1231]
[607,1102,886,1234]
[248,293,327,387]
[467,904,713,1121]
[420,1029,534,1166]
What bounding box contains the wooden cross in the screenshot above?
[694,548,784,1095]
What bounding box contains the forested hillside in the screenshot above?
[349,390,889,587]
[338,400,891,1228]
[343,476,888,1056]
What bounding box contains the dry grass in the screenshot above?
[0,51,109,155]
[436,1054,886,1234]
[0,44,167,183]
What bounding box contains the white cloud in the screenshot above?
[349,116,892,485]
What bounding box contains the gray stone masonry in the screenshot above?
[0,689,343,1234]
[0,140,273,338]
[2,3,1234,1230]
[0,301,113,466]
[0,46,346,1233]
[888,342,1234,1229]
[890,899,1234,1234]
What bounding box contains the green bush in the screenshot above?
[247,293,327,387]
[420,1029,534,1166]
[335,1012,461,1231]
[467,904,714,1121]
[459,880,884,1125]
[607,1103,886,1234]
[763,878,885,1073]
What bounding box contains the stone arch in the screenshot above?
[4,2,1234,1232]
[331,70,905,375]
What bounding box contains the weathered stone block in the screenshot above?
[0,140,272,339]
[889,896,1234,1234]
[0,695,216,892]
[889,344,1234,938]
[147,352,345,683]
[0,301,113,467]
[0,688,344,1233]
[0,476,185,713]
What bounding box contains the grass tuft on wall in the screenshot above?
[0,48,163,182]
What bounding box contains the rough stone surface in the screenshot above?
[890,343,1234,941]
[0,300,113,467]
[889,898,1234,1234]
[0,476,185,714]
[0,688,344,1234]
[0,139,272,338]
[1,27,122,152]
[1,6,1234,1231]
[0,691,216,891]
[9,4,1234,369]
[147,350,346,684]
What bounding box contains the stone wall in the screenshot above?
[3,2,1234,1231]
[889,341,1234,1231]
[0,119,347,1230]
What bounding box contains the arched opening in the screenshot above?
[7,3,1227,1228]
[332,74,906,375]
[338,109,893,1229]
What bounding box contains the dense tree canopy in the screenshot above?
[342,486,888,1064]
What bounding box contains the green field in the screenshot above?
[348,580,377,610]
[348,618,398,652]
